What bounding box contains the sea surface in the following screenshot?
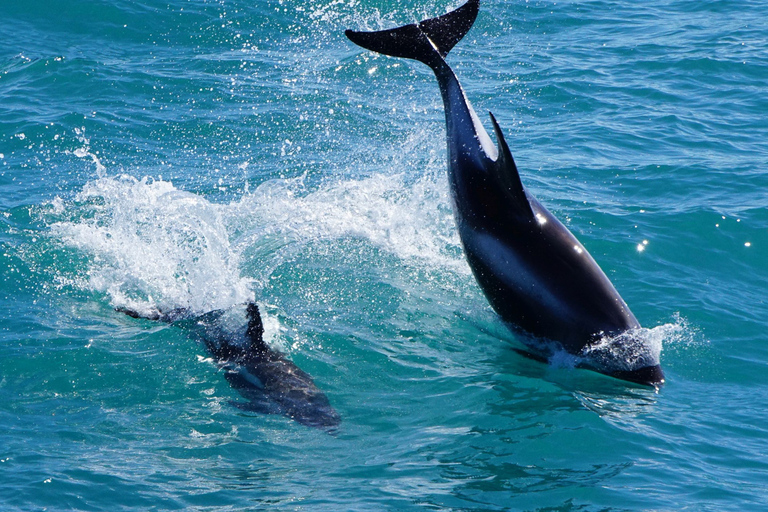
[2,0,767,510]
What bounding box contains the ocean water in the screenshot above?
[2,0,767,509]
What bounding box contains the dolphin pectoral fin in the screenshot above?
[489,112,534,220]
[345,0,478,66]
[609,365,665,387]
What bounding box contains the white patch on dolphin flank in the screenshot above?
[464,90,498,161]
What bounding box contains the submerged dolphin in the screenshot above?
[119,302,341,430]
[345,0,664,385]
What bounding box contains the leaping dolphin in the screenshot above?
[119,302,341,430]
[345,0,664,386]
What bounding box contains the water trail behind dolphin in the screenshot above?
[44,135,689,392]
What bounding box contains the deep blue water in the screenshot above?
[2,0,768,510]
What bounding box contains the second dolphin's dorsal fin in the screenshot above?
[488,112,534,220]
[345,0,479,67]
[245,302,270,356]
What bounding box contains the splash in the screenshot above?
[580,315,691,372]
[580,328,663,372]
[515,314,690,379]
[67,127,106,178]
[51,175,251,315]
[49,167,464,317]
[233,171,465,273]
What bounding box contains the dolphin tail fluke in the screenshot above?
[345,0,479,67]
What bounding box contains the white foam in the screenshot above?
[51,175,252,314]
[580,316,689,371]
[514,314,690,376]
[50,167,465,316]
[233,172,466,273]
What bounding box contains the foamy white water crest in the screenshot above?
[236,172,466,272]
[50,170,466,315]
[580,316,691,372]
[52,175,252,315]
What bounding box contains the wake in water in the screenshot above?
[43,154,468,426]
[60,179,241,314]
[46,167,694,389]
[51,175,252,316]
[43,123,693,399]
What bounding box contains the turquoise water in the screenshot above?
[2,0,767,509]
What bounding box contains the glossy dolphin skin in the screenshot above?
[345,0,663,386]
[119,303,341,430]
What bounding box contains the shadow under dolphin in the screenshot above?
[119,302,341,431]
[345,0,664,386]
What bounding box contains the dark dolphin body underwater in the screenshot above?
[345,0,664,386]
[120,303,340,430]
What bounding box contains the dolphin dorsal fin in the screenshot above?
[245,302,270,356]
[488,112,534,220]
